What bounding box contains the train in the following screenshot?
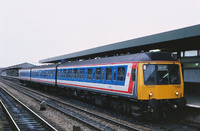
[2,52,186,120]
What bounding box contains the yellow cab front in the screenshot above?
[137,61,184,100]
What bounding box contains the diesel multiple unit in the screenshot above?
[4,52,187,120]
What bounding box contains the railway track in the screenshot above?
[0,78,148,131]
[0,100,15,130]
[0,86,57,131]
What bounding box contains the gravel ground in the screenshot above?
[0,82,92,131]
[0,119,2,130]
[17,85,151,131]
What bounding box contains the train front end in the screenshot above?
[137,61,186,119]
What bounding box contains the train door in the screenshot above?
[131,66,138,99]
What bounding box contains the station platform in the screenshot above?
[181,93,200,124]
[185,93,200,108]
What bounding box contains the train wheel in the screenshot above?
[147,111,155,121]
[161,111,166,120]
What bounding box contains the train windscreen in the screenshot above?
[143,64,181,85]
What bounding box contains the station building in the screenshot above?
[2,62,34,77]
[40,24,200,106]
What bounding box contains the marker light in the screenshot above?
[149,92,153,96]
[175,91,179,96]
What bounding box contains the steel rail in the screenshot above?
[0,100,20,131]
[0,86,57,131]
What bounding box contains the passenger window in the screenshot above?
[102,69,105,80]
[44,71,46,77]
[48,71,50,77]
[51,70,53,78]
[78,70,80,79]
[53,70,56,77]
[117,67,125,81]
[96,68,101,80]
[49,70,50,77]
[47,71,50,77]
[82,69,85,79]
[85,69,87,79]
[113,69,116,81]
[68,69,72,78]
[46,71,48,77]
[93,69,95,80]
[57,70,59,78]
[66,70,68,78]
[79,69,81,78]
[74,69,77,78]
[63,69,66,78]
[57,70,60,78]
[87,69,92,80]
[106,68,112,80]
[79,69,83,79]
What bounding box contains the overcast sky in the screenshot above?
[1,0,200,67]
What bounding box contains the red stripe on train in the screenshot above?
[57,82,133,94]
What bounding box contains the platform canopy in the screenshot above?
[40,24,200,64]
[5,62,35,70]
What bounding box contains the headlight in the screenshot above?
[175,91,179,96]
[149,92,153,96]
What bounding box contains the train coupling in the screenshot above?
[176,97,187,108]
